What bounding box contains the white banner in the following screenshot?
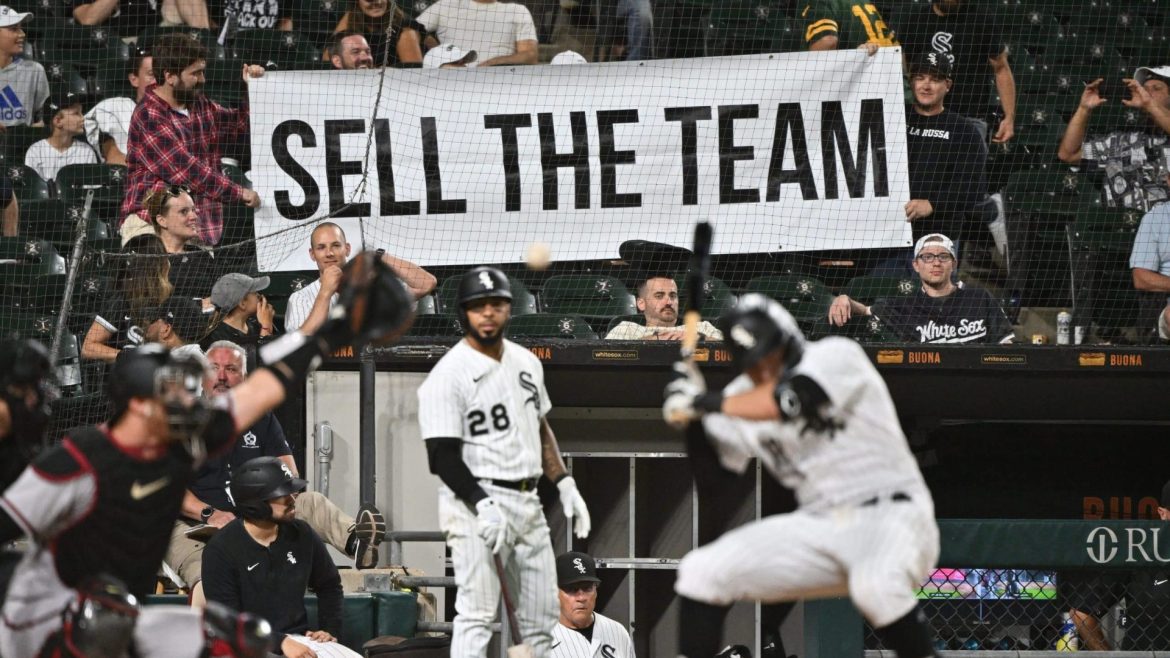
[249,50,911,272]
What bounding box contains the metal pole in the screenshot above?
[359,349,376,504]
[49,193,94,366]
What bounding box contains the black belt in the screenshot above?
[489,477,539,492]
[860,491,911,507]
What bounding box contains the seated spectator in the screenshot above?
[199,272,276,366]
[82,233,173,362]
[328,31,374,70]
[1129,201,1170,340]
[144,294,211,358]
[202,457,363,658]
[333,0,423,66]
[24,94,98,181]
[120,33,263,246]
[84,50,155,166]
[284,221,436,334]
[905,51,988,243]
[552,551,636,658]
[0,6,48,128]
[605,274,723,341]
[138,184,221,299]
[422,43,477,69]
[72,0,211,32]
[170,341,385,609]
[828,233,1015,344]
[220,0,291,32]
[1059,65,1170,211]
[418,0,537,67]
[1,172,17,236]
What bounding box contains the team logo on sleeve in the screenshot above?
[519,371,541,410]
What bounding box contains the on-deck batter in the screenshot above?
[418,266,592,658]
[663,294,941,658]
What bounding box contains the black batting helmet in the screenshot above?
[718,293,805,371]
[457,266,512,307]
[230,456,307,521]
[0,339,56,451]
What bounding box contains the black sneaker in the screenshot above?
[351,503,385,570]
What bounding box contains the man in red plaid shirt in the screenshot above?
[119,33,263,246]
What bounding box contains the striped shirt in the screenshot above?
[551,613,636,658]
[283,278,329,335]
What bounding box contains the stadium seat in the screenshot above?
[1005,9,1064,56]
[230,30,320,70]
[0,237,65,282]
[406,314,463,337]
[0,309,56,340]
[39,25,128,77]
[6,165,51,201]
[540,274,636,321]
[263,269,316,319]
[55,163,128,223]
[1066,205,1146,337]
[674,274,736,317]
[1,126,47,168]
[841,274,921,305]
[42,61,89,99]
[415,294,437,315]
[1012,102,1067,152]
[204,48,246,107]
[743,274,832,324]
[289,0,345,49]
[508,313,598,340]
[1004,166,1100,218]
[435,274,538,315]
[706,4,802,56]
[20,203,112,252]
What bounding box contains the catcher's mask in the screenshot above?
[108,345,214,462]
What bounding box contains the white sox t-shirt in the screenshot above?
[418,338,550,481]
[551,612,636,658]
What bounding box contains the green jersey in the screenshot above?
[801,0,897,49]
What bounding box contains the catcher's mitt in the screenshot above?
[321,250,416,350]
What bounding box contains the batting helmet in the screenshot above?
[0,338,55,449]
[457,266,512,307]
[718,293,804,371]
[230,456,308,521]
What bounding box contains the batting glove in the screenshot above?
[475,497,510,554]
[663,360,707,429]
[556,476,591,539]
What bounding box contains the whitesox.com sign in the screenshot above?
[248,50,912,271]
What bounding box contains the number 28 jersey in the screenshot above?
[418,338,551,481]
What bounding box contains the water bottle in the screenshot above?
[1055,612,1079,651]
[1056,311,1072,346]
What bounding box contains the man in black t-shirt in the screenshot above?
[829,233,1015,343]
[903,51,989,243]
[896,0,1015,143]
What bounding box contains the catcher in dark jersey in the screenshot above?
[0,251,414,658]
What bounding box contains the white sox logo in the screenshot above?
[479,271,495,290]
[519,371,540,410]
[930,32,953,53]
[601,645,616,658]
[572,557,587,574]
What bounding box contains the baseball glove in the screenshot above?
[319,250,417,350]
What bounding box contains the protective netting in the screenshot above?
[0,0,1167,431]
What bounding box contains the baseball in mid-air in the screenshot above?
[526,241,552,271]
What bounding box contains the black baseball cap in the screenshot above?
[556,552,601,589]
[909,51,954,79]
[153,296,208,343]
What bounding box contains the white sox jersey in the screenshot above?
[551,613,635,658]
[701,337,926,512]
[418,338,551,480]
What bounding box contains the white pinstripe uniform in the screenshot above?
[418,338,558,657]
[283,279,331,334]
[677,337,939,629]
[551,612,636,658]
[284,635,362,657]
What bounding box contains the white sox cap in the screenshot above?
[913,233,956,259]
[551,50,588,65]
[0,6,32,27]
[1135,65,1170,87]
[423,44,477,69]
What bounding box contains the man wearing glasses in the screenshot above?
[551,551,635,658]
[828,233,1015,344]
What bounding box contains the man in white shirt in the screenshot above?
[83,50,154,165]
[24,93,98,181]
[418,0,537,66]
[605,274,723,341]
[284,221,437,334]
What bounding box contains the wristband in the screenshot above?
[694,391,724,414]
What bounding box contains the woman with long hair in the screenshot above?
[333,0,423,66]
[141,184,222,300]
[81,233,173,362]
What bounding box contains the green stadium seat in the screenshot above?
[42,61,89,99]
[1067,205,1146,335]
[1004,166,1101,218]
[1005,9,1063,56]
[706,5,802,56]
[20,203,112,252]
[204,48,246,107]
[6,164,51,201]
[289,0,345,48]
[230,30,320,70]
[508,313,597,340]
[55,163,128,223]
[435,274,538,315]
[540,274,635,319]
[263,269,316,319]
[816,314,902,344]
[743,274,832,324]
[1,126,47,168]
[136,26,219,50]
[40,25,128,76]
[0,309,56,340]
[674,274,736,317]
[841,274,921,305]
[407,313,463,337]
[1012,102,1066,152]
